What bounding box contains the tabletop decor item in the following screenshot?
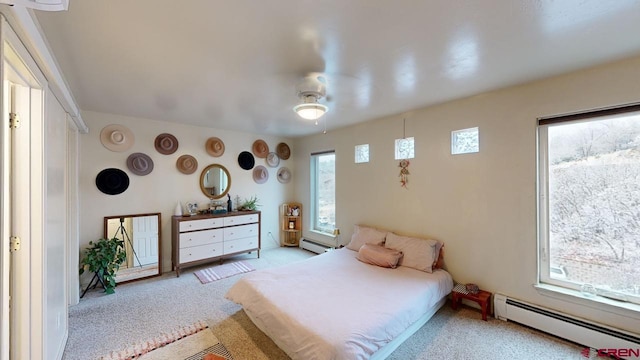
[126,152,154,176]
[252,139,269,158]
[238,195,260,211]
[176,154,198,174]
[95,168,130,195]
[154,133,179,155]
[205,137,225,157]
[100,124,134,152]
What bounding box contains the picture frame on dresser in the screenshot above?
[171,211,261,276]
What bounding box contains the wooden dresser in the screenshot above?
[171,211,260,276]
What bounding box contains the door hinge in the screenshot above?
[9,236,20,252]
[9,112,19,129]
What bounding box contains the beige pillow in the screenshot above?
[346,225,387,251]
[356,243,403,268]
[384,232,441,273]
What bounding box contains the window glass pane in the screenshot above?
[451,127,479,154]
[355,144,369,163]
[395,137,414,160]
[312,152,335,233]
[542,112,640,304]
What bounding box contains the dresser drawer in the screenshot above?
[224,223,258,240]
[223,214,258,226]
[223,236,259,254]
[179,242,223,263]
[179,218,223,232]
[179,228,223,248]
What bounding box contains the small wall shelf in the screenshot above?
[281,203,302,247]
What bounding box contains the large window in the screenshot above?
[538,104,640,305]
[311,151,335,233]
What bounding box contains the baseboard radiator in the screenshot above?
[299,238,332,254]
[494,294,640,352]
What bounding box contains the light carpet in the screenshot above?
[100,320,233,360]
[64,248,590,360]
[194,261,255,284]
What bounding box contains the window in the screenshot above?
[355,144,369,163]
[395,137,414,160]
[311,151,335,233]
[451,127,479,154]
[538,104,640,305]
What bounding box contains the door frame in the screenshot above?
[1,15,47,360]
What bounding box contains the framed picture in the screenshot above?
[289,221,295,229]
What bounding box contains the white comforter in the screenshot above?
[225,248,453,360]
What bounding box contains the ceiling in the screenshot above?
[33,1,640,138]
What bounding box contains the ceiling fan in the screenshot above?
[293,73,329,122]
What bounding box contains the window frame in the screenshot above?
[537,102,640,307]
[310,150,335,234]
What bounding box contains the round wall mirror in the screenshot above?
[200,164,231,199]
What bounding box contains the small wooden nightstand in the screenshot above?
[451,284,492,321]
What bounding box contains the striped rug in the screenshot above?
[194,261,255,284]
[100,320,234,360]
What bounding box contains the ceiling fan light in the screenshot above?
[293,103,328,120]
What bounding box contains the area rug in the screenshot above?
[100,320,234,360]
[194,261,255,284]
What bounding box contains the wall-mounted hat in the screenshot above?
[266,152,280,168]
[176,154,198,174]
[277,167,291,184]
[252,139,269,158]
[253,165,269,184]
[126,152,154,176]
[95,168,130,195]
[155,133,179,155]
[100,124,134,152]
[205,137,225,157]
[276,142,291,160]
[238,151,255,170]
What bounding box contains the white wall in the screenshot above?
[78,111,294,285]
[293,55,640,334]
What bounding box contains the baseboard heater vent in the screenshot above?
[300,238,332,254]
[494,294,640,352]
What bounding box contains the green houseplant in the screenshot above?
[238,195,260,211]
[79,237,127,294]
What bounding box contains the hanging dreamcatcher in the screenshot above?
[399,159,410,188]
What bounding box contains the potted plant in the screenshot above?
[80,237,127,294]
[238,195,260,211]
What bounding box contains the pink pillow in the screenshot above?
[384,232,441,273]
[346,225,387,251]
[356,244,403,268]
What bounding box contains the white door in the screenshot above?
[132,216,159,266]
[2,17,48,360]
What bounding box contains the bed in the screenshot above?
[225,227,453,360]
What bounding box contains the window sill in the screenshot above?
[534,283,640,321]
[307,230,338,246]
